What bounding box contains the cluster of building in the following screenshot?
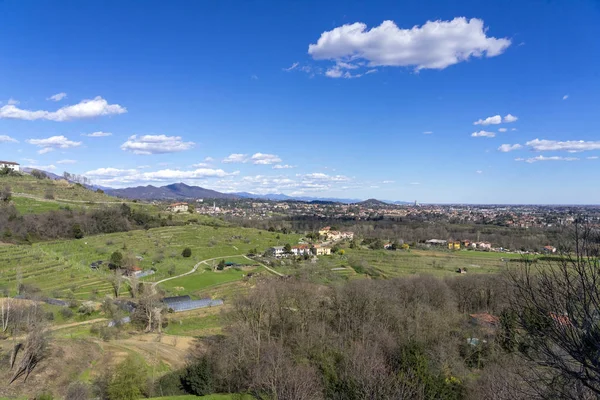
[268,244,332,258]
[318,226,354,241]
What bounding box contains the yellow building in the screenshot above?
[448,241,460,250]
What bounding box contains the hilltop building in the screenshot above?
[0,160,20,172]
[167,202,188,212]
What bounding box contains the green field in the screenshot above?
[0,225,302,299]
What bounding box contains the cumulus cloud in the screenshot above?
[48,92,67,102]
[85,166,239,186]
[519,155,579,163]
[82,131,112,137]
[7,98,19,105]
[0,135,18,143]
[503,114,518,123]
[473,115,502,126]
[26,135,82,154]
[498,143,522,152]
[0,96,126,121]
[302,172,350,182]
[56,159,77,164]
[85,167,145,177]
[526,139,600,152]
[120,135,194,155]
[563,95,569,100]
[222,153,248,163]
[308,17,510,75]
[273,164,295,169]
[498,128,507,132]
[251,153,282,165]
[471,130,496,138]
[204,157,214,162]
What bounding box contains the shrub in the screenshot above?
[180,358,214,395]
[60,307,74,319]
[182,247,192,258]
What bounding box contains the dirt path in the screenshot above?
[243,255,284,277]
[50,318,107,331]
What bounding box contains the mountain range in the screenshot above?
[104,182,410,204]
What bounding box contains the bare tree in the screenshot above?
[508,222,600,398]
[9,326,50,384]
[108,270,125,298]
[1,296,12,332]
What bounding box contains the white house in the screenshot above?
[0,161,20,172]
[291,245,311,256]
[269,246,285,258]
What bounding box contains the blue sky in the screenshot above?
[1,0,599,204]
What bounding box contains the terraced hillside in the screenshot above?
[0,225,302,300]
[0,174,118,203]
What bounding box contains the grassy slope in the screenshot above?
[0,225,302,299]
[0,174,118,203]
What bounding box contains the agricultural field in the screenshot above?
[0,224,303,299]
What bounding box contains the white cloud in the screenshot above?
[192,163,211,168]
[0,96,126,121]
[308,18,510,74]
[423,131,433,135]
[22,158,37,164]
[120,135,194,155]
[409,182,421,185]
[204,157,214,162]
[56,159,77,164]
[27,164,56,171]
[474,115,502,126]
[526,139,600,152]
[222,153,248,163]
[86,166,239,186]
[587,156,598,160]
[273,164,295,169]
[382,180,395,184]
[284,62,300,71]
[498,143,522,152]
[82,131,112,137]
[520,155,579,163]
[48,92,67,102]
[251,153,282,165]
[503,114,518,123]
[563,95,569,100]
[85,168,142,177]
[471,130,496,138]
[302,172,350,182]
[498,128,507,132]
[26,135,82,154]
[365,69,378,74]
[476,170,483,174]
[0,135,18,143]
[7,98,19,105]
[511,128,517,131]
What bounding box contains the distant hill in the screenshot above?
[106,183,239,200]
[357,198,389,207]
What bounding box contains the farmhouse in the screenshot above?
[426,239,447,246]
[313,245,331,256]
[0,160,20,172]
[291,244,311,256]
[268,246,285,258]
[543,245,557,254]
[167,202,189,212]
